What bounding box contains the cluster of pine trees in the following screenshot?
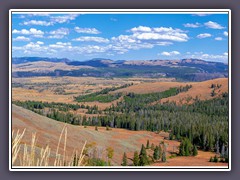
[178,138,198,156]
[75,83,133,102]
[122,140,167,166]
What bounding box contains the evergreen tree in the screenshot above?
[193,145,198,156]
[213,155,219,163]
[153,146,160,161]
[133,151,139,166]
[159,145,162,160]
[162,151,166,162]
[146,140,150,149]
[220,144,225,158]
[121,152,127,166]
[139,144,148,166]
[179,138,193,156]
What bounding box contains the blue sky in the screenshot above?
[11,12,229,62]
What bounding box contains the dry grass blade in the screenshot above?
[12,126,86,167]
[12,129,26,165]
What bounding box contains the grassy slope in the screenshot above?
[12,104,227,166]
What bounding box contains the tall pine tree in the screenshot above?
[121,152,127,166]
[139,144,148,166]
[133,151,139,166]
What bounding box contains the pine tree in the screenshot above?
[213,155,219,163]
[133,151,139,166]
[179,140,185,156]
[162,150,166,162]
[121,152,127,166]
[146,140,150,149]
[220,144,225,158]
[193,145,198,156]
[153,146,160,161]
[139,144,148,166]
[159,145,162,159]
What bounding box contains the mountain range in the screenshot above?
[12,57,228,81]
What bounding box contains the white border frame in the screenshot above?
[9,9,231,171]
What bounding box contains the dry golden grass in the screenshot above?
[12,126,86,167]
[12,76,139,104]
[113,81,186,94]
[159,78,228,105]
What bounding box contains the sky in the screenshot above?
[11,12,229,63]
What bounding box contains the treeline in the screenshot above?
[106,85,191,113]
[13,100,81,111]
[75,83,133,103]
[75,92,122,103]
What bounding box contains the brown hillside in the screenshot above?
[12,61,94,73]
[12,104,227,167]
[113,78,228,105]
[160,78,228,105]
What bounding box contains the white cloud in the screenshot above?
[192,13,209,17]
[197,33,211,39]
[108,26,188,55]
[50,14,78,24]
[49,42,72,48]
[183,23,201,28]
[48,35,65,39]
[49,28,69,35]
[161,51,180,56]
[12,28,44,37]
[128,26,189,42]
[48,28,69,39]
[135,32,188,42]
[223,31,228,36]
[204,21,225,29]
[184,51,228,62]
[31,13,50,17]
[56,42,71,46]
[23,20,52,26]
[13,36,30,41]
[156,42,173,46]
[36,41,44,45]
[12,25,189,57]
[20,14,78,27]
[130,26,152,32]
[13,42,47,55]
[74,27,101,34]
[215,37,223,41]
[73,36,109,43]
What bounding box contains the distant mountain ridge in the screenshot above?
[12,57,71,64]
[12,57,227,67]
[12,57,228,81]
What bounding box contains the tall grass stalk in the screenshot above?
[12,126,86,167]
